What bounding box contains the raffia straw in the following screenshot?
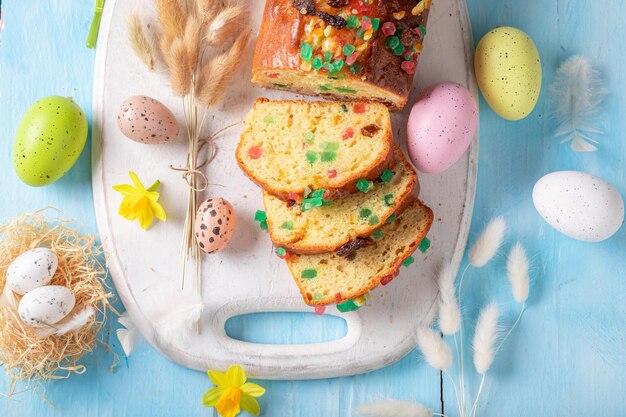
[204,5,249,46]
[154,0,187,39]
[127,12,156,71]
[197,30,251,107]
[0,211,115,386]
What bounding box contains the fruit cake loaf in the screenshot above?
[236,99,394,201]
[264,145,417,254]
[285,198,433,306]
[251,0,432,110]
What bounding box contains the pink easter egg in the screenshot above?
[406,82,478,174]
[195,198,237,253]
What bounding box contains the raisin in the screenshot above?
[292,0,315,15]
[327,0,349,7]
[317,11,346,29]
[336,237,374,258]
[361,124,381,137]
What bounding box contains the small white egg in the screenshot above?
[533,171,624,242]
[18,285,76,327]
[6,247,58,295]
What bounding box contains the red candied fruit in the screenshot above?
[342,127,355,140]
[353,103,366,113]
[267,73,280,78]
[327,169,338,178]
[335,293,343,303]
[346,52,358,66]
[314,305,326,315]
[401,60,417,74]
[382,22,397,36]
[286,192,302,202]
[248,146,264,159]
[361,19,372,30]
[380,269,400,286]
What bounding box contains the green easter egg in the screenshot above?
[13,96,88,186]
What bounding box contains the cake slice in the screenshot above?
[264,145,417,254]
[251,0,432,110]
[285,199,433,306]
[236,99,394,201]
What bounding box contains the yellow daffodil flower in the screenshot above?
[202,365,266,417]
[112,172,166,230]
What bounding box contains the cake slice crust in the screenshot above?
[285,199,434,306]
[264,145,417,254]
[236,99,394,200]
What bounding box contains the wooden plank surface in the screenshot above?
[1,0,625,416]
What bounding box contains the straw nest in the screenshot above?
[0,211,114,388]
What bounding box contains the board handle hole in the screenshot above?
[225,312,348,344]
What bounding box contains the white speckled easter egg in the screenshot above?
[117,96,179,144]
[195,198,237,253]
[6,248,58,295]
[18,285,76,327]
[474,26,542,120]
[406,82,478,173]
[533,171,624,242]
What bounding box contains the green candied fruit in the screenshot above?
[272,83,289,88]
[320,84,333,92]
[385,213,397,224]
[305,131,315,144]
[312,293,323,301]
[371,229,384,240]
[275,247,287,257]
[419,24,427,36]
[254,210,266,222]
[368,215,380,225]
[418,237,431,253]
[328,73,346,80]
[392,43,406,56]
[321,141,340,151]
[341,104,349,112]
[356,179,373,193]
[312,56,323,70]
[359,208,372,219]
[306,150,318,164]
[263,114,276,123]
[380,169,395,183]
[346,15,360,29]
[323,51,333,62]
[309,189,325,199]
[402,256,415,267]
[330,59,344,74]
[371,18,380,31]
[300,42,313,61]
[342,44,356,56]
[336,299,360,312]
[335,86,358,94]
[356,28,366,39]
[301,268,318,279]
[320,151,337,162]
[384,194,395,207]
[281,221,293,230]
[349,62,363,75]
[386,35,400,49]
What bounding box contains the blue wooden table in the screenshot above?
[1,1,625,416]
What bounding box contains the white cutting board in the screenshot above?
[92,0,478,379]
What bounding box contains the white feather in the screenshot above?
[35,307,95,338]
[353,400,433,417]
[0,288,18,310]
[551,55,607,152]
[468,217,506,267]
[473,302,499,374]
[507,243,530,303]
[416,326,452,370]
[155,298,205,347]
[437,263,460,335]
[117,311,140,357]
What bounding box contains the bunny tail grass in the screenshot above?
[416,327,453,371]
[473,302,499,374]
[507,242,530,303]
[437,263,460,335]
[550,55,607,152]
[468,217,506,267]
[353,400,435,417]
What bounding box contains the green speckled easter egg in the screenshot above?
[474,27,542,121]
[13,96,88,186]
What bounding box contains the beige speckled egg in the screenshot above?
[474,26,542,121]
[195,198,236,253]
[117,95,179,144]
[18,285,76,327]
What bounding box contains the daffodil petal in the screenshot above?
[202,387,224,407]
[146,190,161,202]
[208,370,230,388]
[240,395,261,416]
[118,199,139,221]
[240,382,265,398]
[226,365,247,386]
[112,184,135,196]
[150,200,167,221]
[128,171,146,191]
[138,206,154,230]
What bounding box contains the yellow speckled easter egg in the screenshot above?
[474,27,542,121]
